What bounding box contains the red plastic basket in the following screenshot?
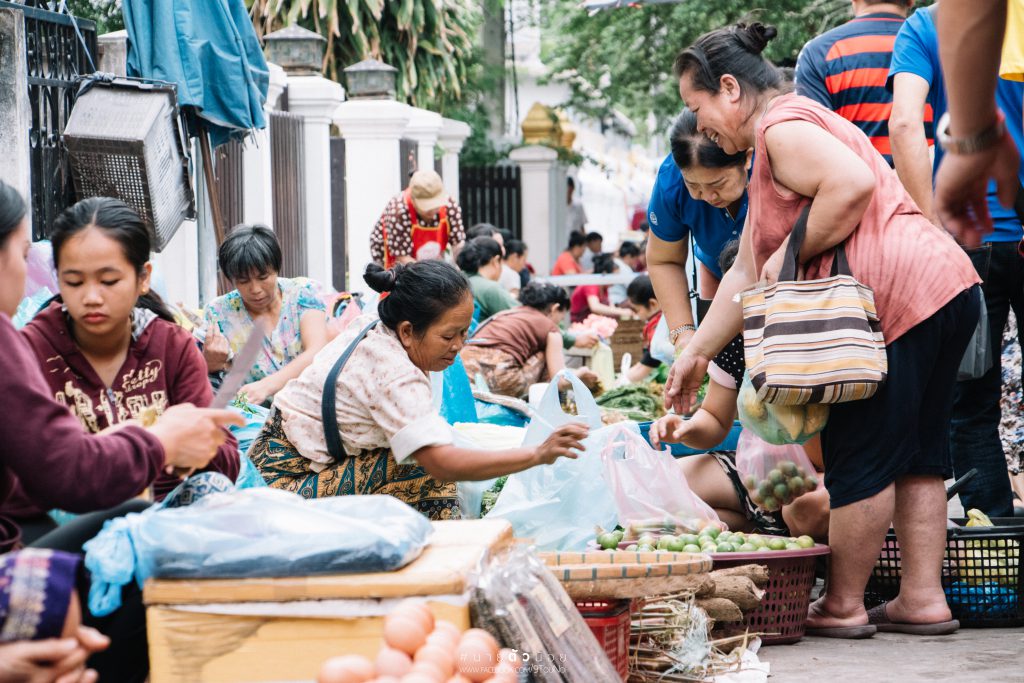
[709,545,830,645]
[576,599,632,681]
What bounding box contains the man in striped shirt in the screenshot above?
[795,1,915,166]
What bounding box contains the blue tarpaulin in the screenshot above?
[123,0,268,146]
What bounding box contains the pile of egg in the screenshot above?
[318,600,521,683]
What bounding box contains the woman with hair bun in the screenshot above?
[250,261,588,518]
[668,22,981,637]
[461,282,598,398]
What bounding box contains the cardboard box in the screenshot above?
[145,519,512,683]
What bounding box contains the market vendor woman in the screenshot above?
[647,108,749,351]
[370,170,466,268]
[250,261,588,519]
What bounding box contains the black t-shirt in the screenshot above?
[711,334,745,388]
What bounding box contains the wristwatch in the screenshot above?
[669,323,697,345]
[936,111,1006,155]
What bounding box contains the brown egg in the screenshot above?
[376,646,413,678]
[410,660,447,681]
[454,637,497,682]
[432,621,463,641]
[446,676,473,683]
[426,628,459,652]
[376,677,401,683]
[384,615,428,655]
[414,644,455,678]
[458,630,499,655]
[401,667,443,683]
[317,655,376,683]
[396,600,435,632]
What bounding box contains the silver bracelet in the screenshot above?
[669,323,697,345]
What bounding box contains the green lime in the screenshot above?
[743,474,757,490]
[769,469,784,485]
[757,546,772,552]
[716,542,736,553]
[667,536,687,552]
[762,496,779,512]
[747,534,765,548]
[796,535,815,549]
[597,532,620,550]
[758,482,774,500]
[638,533,658,547]
[683,544,703,553]
[717,531,733,543]
[788,477,805,494]
[657,535,677,551]
[768,537,788,551]
[795,466,808,479]
[625,544,639,551]
[785,542,802,550]
[612,529,625,542]
[806,476,819,491]
[701,525,721,540]
[679,534,700,546]
[780,461,798,477]
[773,483,789,501]
[637,544,656,552]
[738,543,758,552]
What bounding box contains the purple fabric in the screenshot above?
[0,549,80,641]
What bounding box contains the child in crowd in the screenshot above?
[570,253,635,323]
[552,233,585,276]
[581,231,604,272]
[649,241,829,540]
[501,239,528,298]
[9,198,240,541]
[609,241,643,305]
[624,275,664,383]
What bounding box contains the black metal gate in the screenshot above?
[0,1,97,240]
[330,137,346,290]
[459,165,522,238]
[399,138,417,186]
[269,110,307,278]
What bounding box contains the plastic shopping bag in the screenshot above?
[600,424,720,539]
[736,373,828,445]
[82,489,432,616]
[431,355,478,425]
[735,429,820,513]
[486,370,630,550]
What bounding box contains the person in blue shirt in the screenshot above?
[646,108,749,353]
[888,3,1024,518]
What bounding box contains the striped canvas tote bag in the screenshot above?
[740,204,887,405]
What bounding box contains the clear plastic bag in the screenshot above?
[650,314,676,366]
[486,370,629,550]
[83,489,432,616]
[736,373,828,445]
[471,545,622,683]
[600,424,720,539]
[735,429,820,513]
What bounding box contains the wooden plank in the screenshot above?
[145,519,513,605]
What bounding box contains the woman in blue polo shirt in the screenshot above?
[647,108,749,352]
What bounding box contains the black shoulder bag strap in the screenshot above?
[321,319,380,462]
[778,203,853,282]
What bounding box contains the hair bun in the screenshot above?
[364,263,401,293]
[738,22,777,54]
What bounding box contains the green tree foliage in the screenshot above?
[247,0,481,109]
[538,0,931,138]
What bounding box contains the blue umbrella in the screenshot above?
[122,0,269,147]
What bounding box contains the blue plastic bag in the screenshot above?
[474,399,528,427]
[438,356,477,424]
[83,490,432,616]
[486,370,636,550]
[228,403,270,458]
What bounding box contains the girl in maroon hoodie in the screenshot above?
[7,199,240,541]
[0,184,243,682]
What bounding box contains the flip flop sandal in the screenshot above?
[804,624,877,639]
[866,603,960,635]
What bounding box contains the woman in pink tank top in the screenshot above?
[666,22,981,638]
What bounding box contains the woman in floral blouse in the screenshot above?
[203,225,329,406]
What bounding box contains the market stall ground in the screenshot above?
[762,628,1024,682]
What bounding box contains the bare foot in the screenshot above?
[884,595,952,625]
[806,596,869,629]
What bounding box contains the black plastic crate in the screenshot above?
[865,518,1024,627]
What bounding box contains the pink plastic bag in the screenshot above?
[600,424,720,539]
[735,429,820,513]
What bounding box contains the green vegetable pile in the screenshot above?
[480,476,507,517]
[595,527,816,554]
[596,385,664,422]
